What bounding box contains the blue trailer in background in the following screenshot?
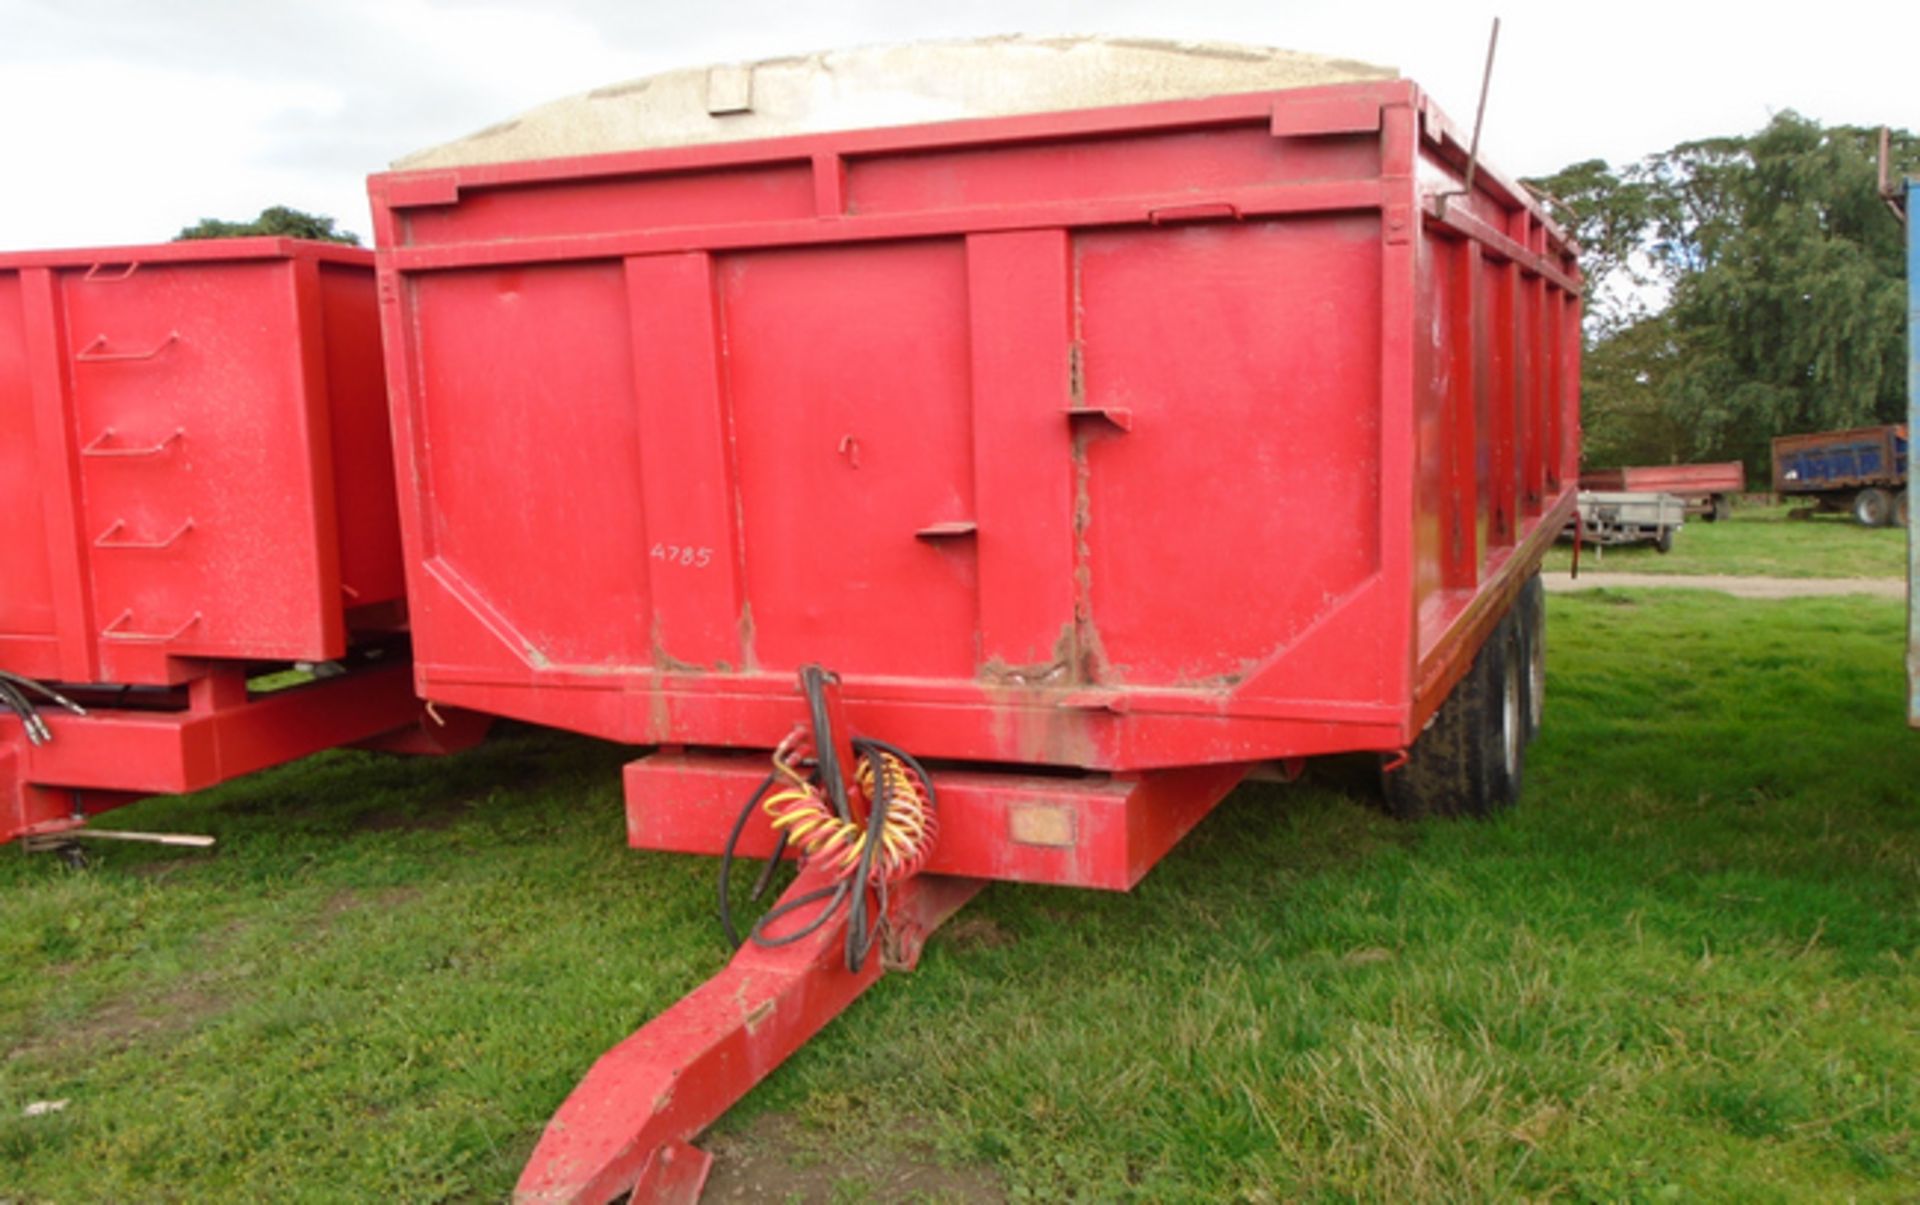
[1771,424,1910,526]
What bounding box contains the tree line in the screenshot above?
[1523,114,1915,476]
[176,206,359,245]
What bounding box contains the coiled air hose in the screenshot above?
[717,669,939,973]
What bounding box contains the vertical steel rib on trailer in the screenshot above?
[370,74,1582,1202]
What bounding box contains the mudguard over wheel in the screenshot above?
[1381,599,1526,820]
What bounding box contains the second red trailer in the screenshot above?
[0,238,476,845]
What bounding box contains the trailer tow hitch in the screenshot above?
[515,667,982,1204]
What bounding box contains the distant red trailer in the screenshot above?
[0,238,474,845]
[1579,461,1746,521]
[371,75,1580,1201]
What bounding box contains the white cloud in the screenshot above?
[1,0,1916,249]
[0,60,349,244]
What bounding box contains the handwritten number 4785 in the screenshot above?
[651,543,714,569]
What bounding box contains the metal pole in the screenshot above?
[1462,17,1502,203]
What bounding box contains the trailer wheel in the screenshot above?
[1520,575,1546,744]
[1653,528,1674,554]
[1710,494,1731,522]
[1380,606,1525,820]
[1852,488,1892,528]
[1895,491,1909,529]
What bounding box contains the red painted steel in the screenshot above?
[1579,462,1746,496]
[1,661,441,840]
[0,239,404,682]
[370,80,1581,774]
[628,751,1249,891]
[515,865,984,1203]
[0,239,456,843]
[372,81,1581,1203]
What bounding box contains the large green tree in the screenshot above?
[1523,156,1663,335]
[1525,115,1916,475]
[1664,117,1912,469]
[175,205,359,245]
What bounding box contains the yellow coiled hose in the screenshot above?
[762,738,937,884]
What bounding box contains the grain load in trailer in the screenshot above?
[0,238,481,847]
[370,38,1581,1201]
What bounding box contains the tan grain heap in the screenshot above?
[396,36,1396,169]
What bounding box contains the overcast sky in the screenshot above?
[3,0,1916,249]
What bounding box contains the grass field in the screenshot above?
[3,589,1918,1202]
[1541,502,1908,579]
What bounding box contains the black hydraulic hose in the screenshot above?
[751,880,850,948]
[714,675,943,972]
[0,670,85,716]
[0,679,47,745]
[844,736,938,972]
[717,771,777,949]
[842,738,888,972]
[749,832,789,902]
[800,666,852,822]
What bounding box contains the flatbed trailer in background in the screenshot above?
[1579,461,1745,521]
[1571,491,1686,552]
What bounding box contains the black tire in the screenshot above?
[1710,494,1731,522]
[1380,605,1525,820]
[1894,491,1909,529]
[1654,527,1674,554]
[1853,488,1892,528]
[1519,574,1546,745]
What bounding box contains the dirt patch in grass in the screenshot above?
[122,857,204,880]
[704,1113,1004,1203]
[943,916,1017,951]
[5,980,228,1065]
[1546,573,1905,600]
[320,886,423,919]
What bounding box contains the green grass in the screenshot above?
[1542,502,1908,578]
[4,591,1918,1201]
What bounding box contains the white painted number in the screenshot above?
[651,543,715,570]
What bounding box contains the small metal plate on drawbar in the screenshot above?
[1008,803,1077,848]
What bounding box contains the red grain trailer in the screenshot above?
[371,70,1579,1201]
[0,238,475,846]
